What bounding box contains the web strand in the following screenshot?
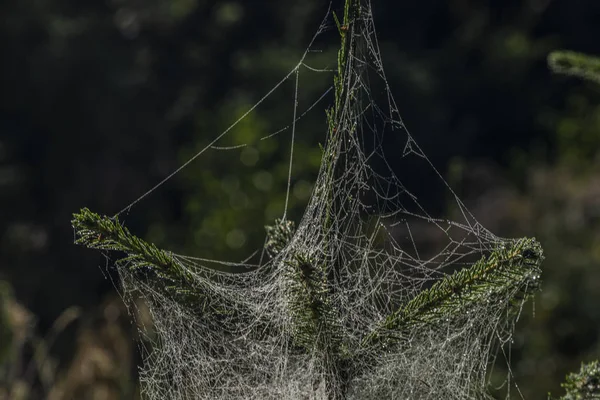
[116,4,333,216]
[282,68,300,220]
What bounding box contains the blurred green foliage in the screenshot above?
[549,51,600,85]
[0,282,14,368]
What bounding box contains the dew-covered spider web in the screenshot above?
[78,1,543,399]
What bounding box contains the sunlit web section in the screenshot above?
[104,2,535,399]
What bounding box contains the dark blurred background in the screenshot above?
[1,0,600,398]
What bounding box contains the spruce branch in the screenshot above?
[72,208,235,315]
[362,237,543,348]
[283,253,344,353]
[548,50,600,85]
[265,219,296,258]
[558,360,600,400]
[270,3,360,398]
[73,208,188,278]
[265,220,345,352]
[283,251,351,400]
[264,219,343,352]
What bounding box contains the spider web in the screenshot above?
[107,2,538,399]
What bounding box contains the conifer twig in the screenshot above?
[72,208,235,315]
[362,237,543,348]
[559,360,600,400]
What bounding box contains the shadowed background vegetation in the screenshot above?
[1,0,600,398]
